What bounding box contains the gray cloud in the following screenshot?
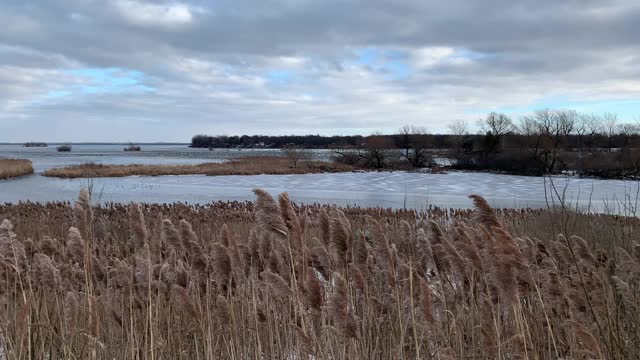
[1,0,639,141]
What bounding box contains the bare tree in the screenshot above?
[479,112,513,154]
[518,109,576,173]
[602,112,618,152]
[398,125,431,168]
[480,112,513,136]
[282,145,311,168]
[363,133,393,169]
[618,122,640,148]
[447,119,469,146]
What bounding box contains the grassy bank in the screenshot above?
[0,190,638,359]
[0,158,34,179]
[43,156,355,178]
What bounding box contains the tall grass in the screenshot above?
[0,191,638,359]
[43,156,355,178]
[0,159,34,179]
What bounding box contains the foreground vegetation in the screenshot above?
[43,156,355,178]
[0,190,638,359]
[0,159,34,179]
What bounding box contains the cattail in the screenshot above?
[66,227,85,265]
[129,203,149,246]
[468,194,501,229]
[253,189,288,237]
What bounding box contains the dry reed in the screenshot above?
[0,191,638,359]
[0,159,34,179]
[43,156,354,178]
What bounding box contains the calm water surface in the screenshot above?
[0,144,634,211]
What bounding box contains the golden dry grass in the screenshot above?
[0,159,34,179]
[43,156,355,178]
[0,191,638,359]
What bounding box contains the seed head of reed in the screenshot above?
[161,219,183,253]
[253,189,288,237]
[468,194,501,229]
[66,227,85,265]
[74,188,93,241]
[129,202,149,246]
[32,253,61,290]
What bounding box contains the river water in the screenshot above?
[0,144,634,212]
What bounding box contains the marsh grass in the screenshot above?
[43,156,355,178]
[0,159,34,179]
[0,192,638,359]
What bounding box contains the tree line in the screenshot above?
[192,110,640,178]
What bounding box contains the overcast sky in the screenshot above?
[1,0,639,142]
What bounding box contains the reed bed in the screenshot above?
[0,192,638,359]
[0,159,34,179]
[43,156,354,178]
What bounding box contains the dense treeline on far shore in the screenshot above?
[192,110,640,178]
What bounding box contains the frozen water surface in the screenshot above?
[0,145,633,211]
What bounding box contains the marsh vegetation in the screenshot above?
[43,156,354,178]
[0,189,638,359]
[0,159,34,179]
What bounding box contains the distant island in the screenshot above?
[124,144,142,151]
[56,144,72,152]
[23,142,47,147]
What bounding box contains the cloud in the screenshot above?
[0,0,639,141]
[112,0,195,28]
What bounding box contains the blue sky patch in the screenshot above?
[64,67,155,95]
